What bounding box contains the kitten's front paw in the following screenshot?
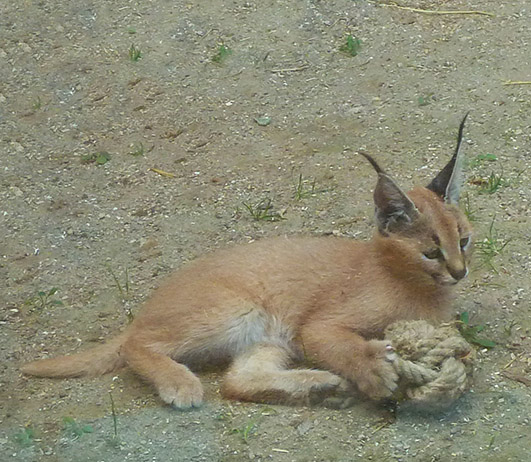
[307,371,350,405]
[355,340,399,400]
[311,370,349,390]
[158,374,204,409]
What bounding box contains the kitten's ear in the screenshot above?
[427,113,469,204]
[360,153,419,234]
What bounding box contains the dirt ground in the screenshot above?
[1,0,530,460]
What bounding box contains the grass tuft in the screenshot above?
[231,419,259,444]
[13,427,36,447]
[294,174,327,200]
[340,35,361,56]
[109,391,119,440]
[478,171,506,194]
[242,198,286,222]
[63,417,94,439]
[81,151,111,165]
[25,287,64,311]
[129,142,145,157]
[461,193,477,221]
[468,153,497,168]
[458,311,496,348]
[417,93,434,106]
[475,218,511,273]
[32,96,42,110]
[129,44,142,61]
[107,265,134,322]
[212,44,232,64]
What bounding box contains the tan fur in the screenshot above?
[22,118,473,409]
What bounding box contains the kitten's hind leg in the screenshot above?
[121,339,203,409]
[222,343,347,405]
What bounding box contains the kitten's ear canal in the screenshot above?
[427,112,469,204]
[360,153,419,234]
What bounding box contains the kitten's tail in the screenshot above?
[21,333,128,378]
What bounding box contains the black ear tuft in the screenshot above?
[427,113,469,203]
[359,152,385,174]
[361,153,419,234]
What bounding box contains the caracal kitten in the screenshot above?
[23,115,473,409]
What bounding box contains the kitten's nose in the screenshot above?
[448,265,468,281]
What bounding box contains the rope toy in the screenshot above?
[384,320,474,410]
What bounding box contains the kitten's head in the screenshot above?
[363,114,473,287]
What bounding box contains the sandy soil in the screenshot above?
[1,1,530,461]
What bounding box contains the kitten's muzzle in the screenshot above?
[447,265,468,282]
[432,265,469,286]
[437,266,468,286]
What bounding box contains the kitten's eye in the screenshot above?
[460,236,470,250]
[423,248,442,260]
